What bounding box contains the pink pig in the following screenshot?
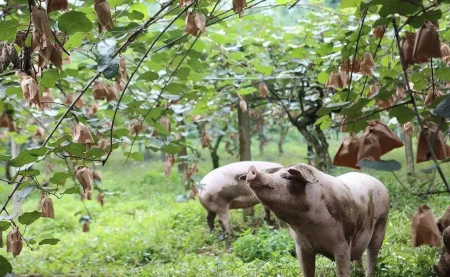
[241,163,390,277]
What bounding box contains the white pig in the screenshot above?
[240,163,389,277]
[199,161,283,234]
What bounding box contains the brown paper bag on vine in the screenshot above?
[411,204,441,247]
[369,120,404,156]
[333,132,360,169]
[417,121,450,163]
[358,129,382,162]
[413,20,441,61]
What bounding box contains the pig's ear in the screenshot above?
[239,174,247,181]
[287,164,318,184]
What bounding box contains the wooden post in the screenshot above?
[404,132,415,176]
[238,98,254,220]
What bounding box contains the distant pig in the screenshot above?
[241,163,389,277]
[199,161,282,234]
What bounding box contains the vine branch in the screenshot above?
[392,16,450,192]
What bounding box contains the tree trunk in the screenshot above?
[258,123,266,155]
[177,120,188,178]
[238,99,254,220]
[314,125,333,169]
[278,125,286,154]
[296,125,328,172]
[178,145,187,185]
[210,125,228,169]
[238,103,251,161]
[307,144,314,166]
[404,132,415,176]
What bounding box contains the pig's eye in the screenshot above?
[280,173,293,180]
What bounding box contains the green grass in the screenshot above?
[1,129,450,276]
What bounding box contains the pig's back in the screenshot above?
[337,172,389,218]
[199,161,282,212]
[200,161,282,195]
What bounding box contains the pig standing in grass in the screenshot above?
[240,163,389,277]
[199,161,282,234]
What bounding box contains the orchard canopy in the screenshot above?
[2,0,450,273]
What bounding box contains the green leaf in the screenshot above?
[340,0,362,8]
[128,10,144,20]
[99,57,119,79]
[316,42,333,56]
[127,152,144,161]
[50,172,72,185]
[39,238,60,246]
[87,148,104,159]
[317,71,329,85]
[18,169,40,176]
[138,71,159,81]
[9,152,38,167]
[4,85,21,97]
[64,143,86,157]
[63,186,80,194]
[166,83,185,94]
[129,3,148,18]
[237,87,257,95]
[160,144,182,155]
[317,102,350,116]
[0,155,11,161]
[254,65,274,76]
[48,135,72,147]
[64,33,85,50]
[96,38,118,79]
[0,255,13,277]
[59,11,93,35]
[18,210,41,225]
[357,159,401,172]
[0,220,10,231]
[29,147,48,156]
[389,106,415,124]
[176,67,191,80]
[289,48,304,58]
[372,18,390,27]
[436,67,450,81]
[41,69,66,88]
[434,96,450,118]
[342,98,371,115]
[0,20,19,41]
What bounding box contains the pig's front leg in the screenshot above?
[334,246,351,277]
[263,208,273,224]
[290,229,315,277]
[296,244,315,277]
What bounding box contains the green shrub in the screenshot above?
[233,225,295,262]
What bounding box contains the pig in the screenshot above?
[240,163,390,277]
[199,161,283,234]
[434,226,450,277]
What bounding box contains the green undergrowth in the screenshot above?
[1,132,449,276]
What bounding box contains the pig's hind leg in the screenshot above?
[366,218,387,277]
[218,209,231,235]
[353,258,364,277]
[206,210,217,233]
[334,246,351,277]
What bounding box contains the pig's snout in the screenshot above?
[247,166,258,181]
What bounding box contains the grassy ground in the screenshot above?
[1,129,450,276]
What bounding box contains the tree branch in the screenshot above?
[346,7,367,101]
[102,0,181,165]
[330,99,413,128]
